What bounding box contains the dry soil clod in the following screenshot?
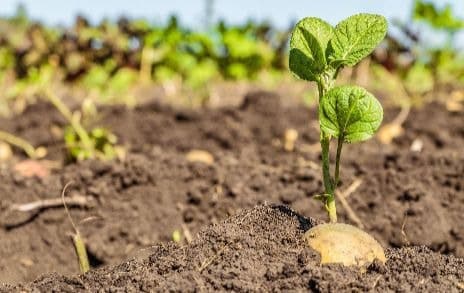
[186,149,215,165]
[284,128,298,152]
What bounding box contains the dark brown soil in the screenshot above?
[3,205,464,292]
[0,91,463,291]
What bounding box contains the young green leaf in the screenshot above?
[320,85,383,143]
[289,17,334,81]
[328,14,387,67]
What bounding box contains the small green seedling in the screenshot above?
[44,88,121,161]
[61,182,90,274]
[289,14,387,266]
[14,64,121,162]
[172,229,182,243]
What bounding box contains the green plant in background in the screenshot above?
[413,0,464,37]
[5,54,121,162]
[367,0,463,121]
[409,0,464,88]
[45,89,121,162]
[289,14,387,266]
[219,24,274,80]
[64,126,118,162]
[0,9,291,110]
[0,130,46,159]
[81,66,138,106]
[1,3,461,117]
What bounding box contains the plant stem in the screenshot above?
[73,232,90,273]
[326,195,337,223]
[334,136,344,187]
[318,78,337,223]
[0,130,38,159]
[62,182,90,274]
[321,133,337,223]
[320,134,333,194]
[139,46,153,84]
[43,88,94,156]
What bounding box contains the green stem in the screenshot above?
[318,77,337,223]
[334,136,344,187]
[320,134,333,195]
[0,130,38,159]
[43,88,94,156]
[326,196,337,223]
[73,232,90,273]
[321,133,337,223]
[139,46,153,83]
[62,182,90,273]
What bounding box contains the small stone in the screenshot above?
[0,142,13,161]
[186,149,214,165]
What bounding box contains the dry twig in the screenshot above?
[198,246,228,272]
[10,195,92,213]
[371,275,382,289]
[182,223,193,243]
[336,179,364,229]
[401,213,411,246]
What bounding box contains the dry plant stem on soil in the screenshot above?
[391,103,410,126]
[61,182,90,274]
[10,195,92,213]
[198,245,228,272]
[335,179,364,229]
[0,130,41,159]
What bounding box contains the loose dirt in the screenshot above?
[0,91,463,291]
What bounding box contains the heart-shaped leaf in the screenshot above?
[328,14,387,67]
[320,85,383,143]
[289,17,334,81]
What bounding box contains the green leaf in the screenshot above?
[289,17,334,81]
[328,14,387,67]
[320,86,383,143]
[413,0,464,32]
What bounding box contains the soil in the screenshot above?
[4,205,464,292]
[0,91,463,291]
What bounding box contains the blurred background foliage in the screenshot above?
[0,0,463,115]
